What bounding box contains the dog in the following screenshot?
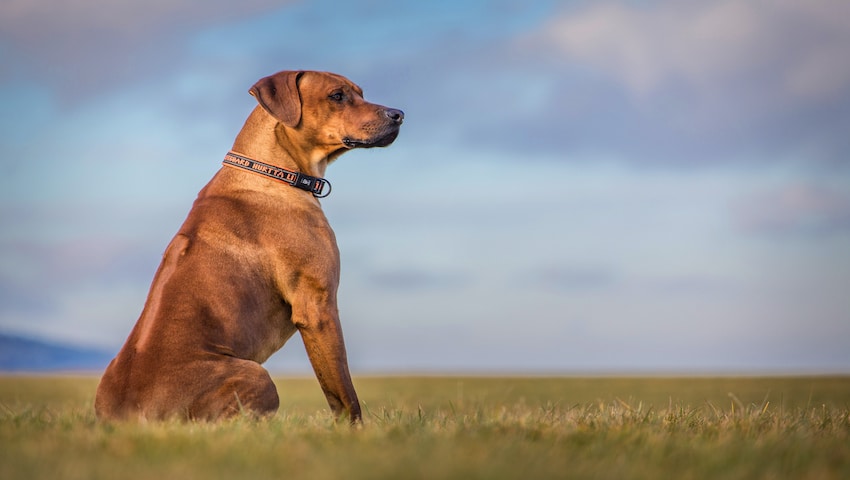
[94,70,403,422]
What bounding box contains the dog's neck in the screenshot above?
[222,151,331,198]
[231,107,340,179]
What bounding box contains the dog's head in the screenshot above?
[250,70,403,158]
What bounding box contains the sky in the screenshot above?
[1,0,849,374]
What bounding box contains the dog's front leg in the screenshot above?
[295,304,362,424]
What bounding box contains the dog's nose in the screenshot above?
[385,108,404,124]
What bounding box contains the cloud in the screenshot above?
[0,227,161,347]
[0,277,56,316]
[534,0,850,101]
[0,235,159,292]
[0,0,291,100]
[733,184,850,236]
[522,266,620,293]
[366,268,470,292]
[457,0,850,165]
[0,200,170,294]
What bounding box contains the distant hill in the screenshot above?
[0,333,113,372]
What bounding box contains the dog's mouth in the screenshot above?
[343,128,400,149]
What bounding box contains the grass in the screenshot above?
[1,375,849,479]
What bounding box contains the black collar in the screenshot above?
[222,151,332,198]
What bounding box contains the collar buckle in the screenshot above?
[293,173,332,198]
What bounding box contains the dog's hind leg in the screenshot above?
[187,357,279,421]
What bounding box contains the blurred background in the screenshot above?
[1,0,848,374]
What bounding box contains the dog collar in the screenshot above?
[222,151,332,198]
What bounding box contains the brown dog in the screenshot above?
[94,70,403,422]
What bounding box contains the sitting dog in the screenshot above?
[95,70,403,422]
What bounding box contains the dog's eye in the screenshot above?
[328,92,345,102]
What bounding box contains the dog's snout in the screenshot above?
[384,108,404,124]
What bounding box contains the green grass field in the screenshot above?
[1,375,849,479]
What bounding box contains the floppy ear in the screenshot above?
[249,71,304,128]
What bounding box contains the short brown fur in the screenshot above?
[94,71,403,422]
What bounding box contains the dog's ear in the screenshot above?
[249,71,304,128]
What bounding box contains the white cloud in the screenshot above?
[0,0,292,98]
[734,183,850,236]
[533,0,850,101]
[0,0,288,38]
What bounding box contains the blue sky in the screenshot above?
[2,0,849,373]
